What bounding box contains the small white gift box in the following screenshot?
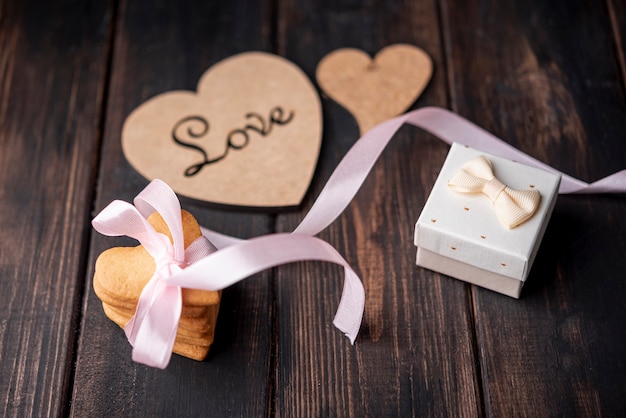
[414,143,561,298]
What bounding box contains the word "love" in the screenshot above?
[171,106,294,176]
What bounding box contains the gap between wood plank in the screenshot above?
[267,1,281,414]
[61,1,121,416]
[438,0,488,415]
[606,0,626,92]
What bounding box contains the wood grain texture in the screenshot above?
[274,0,483,416]
[441,0,626,416]
[1,0,625,416]
[608,0,626,88]
[70,1,276,416]
[0,0,113,416]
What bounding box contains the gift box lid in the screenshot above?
[414,143,561,281]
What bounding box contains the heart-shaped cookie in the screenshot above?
[93,210,221,361]
[122,52,322,209]
[316,44,432,134]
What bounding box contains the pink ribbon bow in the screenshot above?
[93,180,365,369]
[92,180,217,367]
[94,107,626,369]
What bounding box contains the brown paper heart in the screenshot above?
[122,52,322,209]
[316,44,432,135]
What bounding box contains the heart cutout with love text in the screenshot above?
[316,44,432,134]
[122,52,322,209]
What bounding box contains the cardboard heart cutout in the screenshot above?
[122,52,322,209]
[316,44,432,135]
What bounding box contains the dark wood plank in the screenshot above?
[70,1,276,416]
[442,0,626,415]
[608,0,626,88]
[0,0,113,416]
[274,1,483,416]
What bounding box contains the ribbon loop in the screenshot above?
[134,178,186,262]
[448,155,541,229]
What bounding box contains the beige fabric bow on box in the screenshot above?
[448,156,541,229]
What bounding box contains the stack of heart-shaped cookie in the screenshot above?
[93,209,220,361]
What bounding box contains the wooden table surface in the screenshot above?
[2,0,626,416]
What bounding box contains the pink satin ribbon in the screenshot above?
[92,181,218,367]
[93,106,625,369]
[93,180,365,369]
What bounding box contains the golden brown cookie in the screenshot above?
[103,302,219,335]
[171,341,211,362]
[102,303,215,348]
[94,209,220,361]
[94,279,218,318]
[94,211,219,307]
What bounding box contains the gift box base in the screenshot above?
[416,247,523,298]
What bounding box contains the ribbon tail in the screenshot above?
[569,169,626,194]
[124,273,161,344]
[168,233,365,344]
[294,116,408,236]
[124,279,182,369]
[196,107,624,241]
[406,108,591,193]
[333,266,365,344]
